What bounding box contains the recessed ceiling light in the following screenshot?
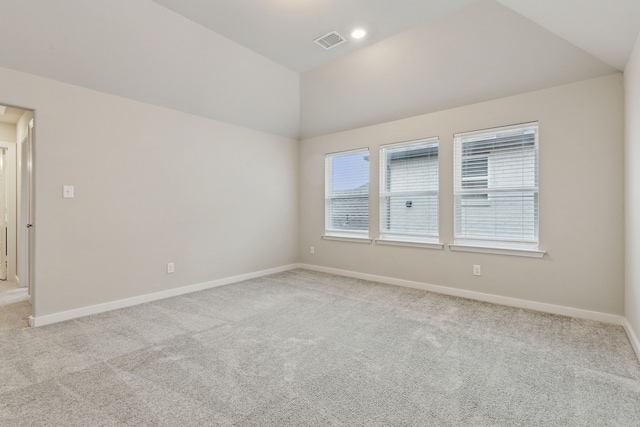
[350,27,367,39]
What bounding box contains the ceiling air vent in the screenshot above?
[314,31,346,50]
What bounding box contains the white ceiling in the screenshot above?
[0,0,638,139]
[300,0,619,138]
[153,0,640,73]
[152,0,477,73]
[496,0,640,71]
[0,0,301,138]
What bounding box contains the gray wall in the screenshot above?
[299,1,615,139]
[0,123,15,142]
[0,66,299,318]
[0,0,300,139]
[300,74,625,315]
[625,33,640,347]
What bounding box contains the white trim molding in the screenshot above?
[298,263,624,326]
[322,235,372,244]
[624,319,640,363]
[449,243,546,258]
[28,264,300,327]
[375,239,444,250]
[27,261,638,364]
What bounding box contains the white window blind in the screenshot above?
[380,138,439,242]
[454,123,539,248]
[325,149,370,237]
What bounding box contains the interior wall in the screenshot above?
[300,74,624,315]
[625,33,640,347]
[0,0,300,139]
[0,65,299,318]
[0,123,15,142]
[299,0,616,139]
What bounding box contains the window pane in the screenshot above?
[325,150,369,235]
[454,123,538,247]
[331,153,369,192]
[329,196,369,231]
[386,145,438,192]
[462,157,488,189]
[456,192,537,242]
[384,195,438,235]
[380,139,439,240]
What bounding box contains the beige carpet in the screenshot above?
[1,269,639,425]
[0,281,30,331]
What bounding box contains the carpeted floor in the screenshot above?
[1,269,639,426]
[0,281,30,332]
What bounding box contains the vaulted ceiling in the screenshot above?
[300,0,628,137]
[152,0,478,73]
[0,0,638,139]
[153,0,640,73]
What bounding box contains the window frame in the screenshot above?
[451,122,545,257]
[323,148,371,242]
[377,137,440,247]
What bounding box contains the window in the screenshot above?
[453,123,539,251]
[379,138,439,245]
[324,149,370,239]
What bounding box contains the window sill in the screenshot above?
[448,243,546,258]
[322,235,372,244]
[375,238,443,250]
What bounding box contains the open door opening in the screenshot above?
[0,147,8,281]
[0,104,34,330]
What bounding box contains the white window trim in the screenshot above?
[453,122,540,253]
[322,235,372,244]
[325,148,370,239]
[448,243,546,258]
[376,238,443,250]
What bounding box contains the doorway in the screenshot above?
[0,104,34,330]
[0,147,8,280]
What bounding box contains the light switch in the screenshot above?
[63,185,74,199]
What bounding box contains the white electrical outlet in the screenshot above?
[63,185,74,199]
[310,246,315,255]
[167,262,175,274]
[473,265,481,276]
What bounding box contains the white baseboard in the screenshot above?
[298,264,625,326]
[28,261,636,362]
[623,319,640,363]
[29,264,299,327]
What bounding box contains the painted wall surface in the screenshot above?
[300,74,625,315]
[299,1,615,139]
[0,66,299,318]
[0,123,15,142]
[0,0,300,139]
[625,33,640,343]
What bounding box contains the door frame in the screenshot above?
[0,141,17,282]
